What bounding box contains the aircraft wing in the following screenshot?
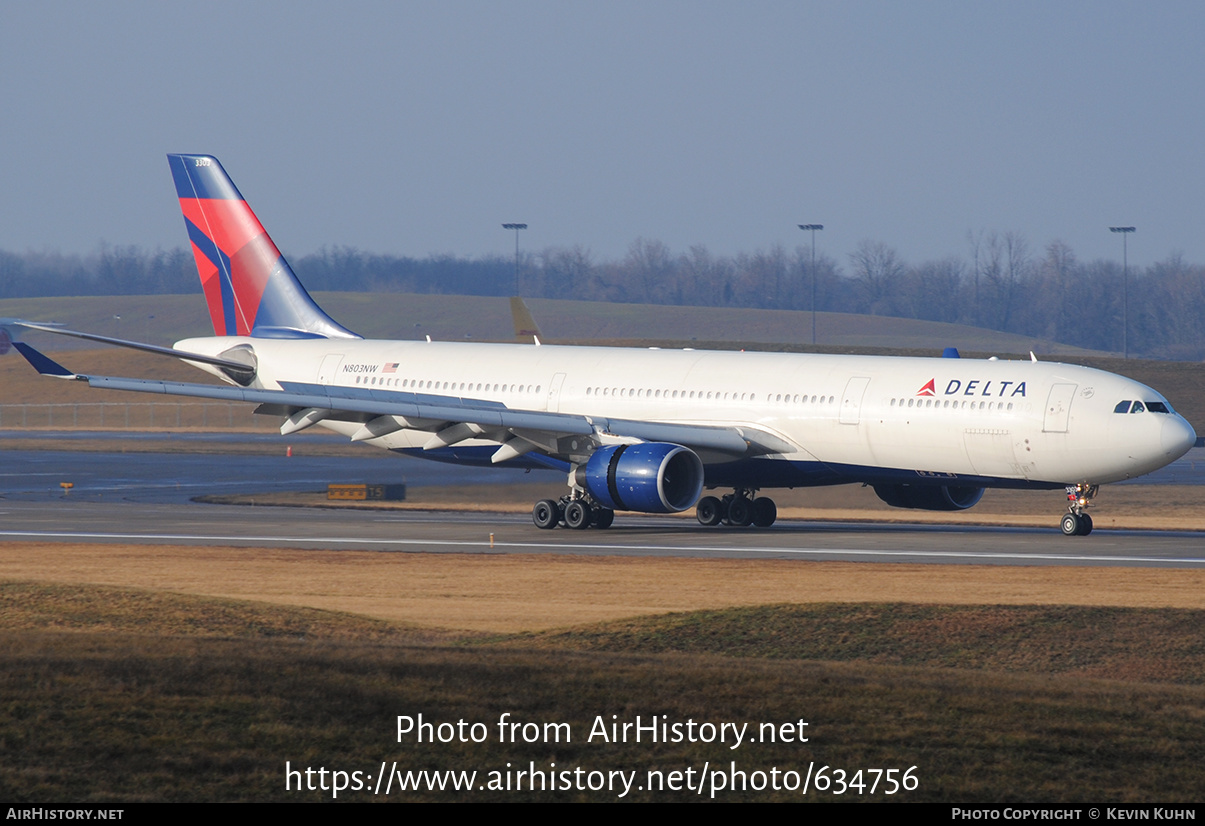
[11,342,794,462]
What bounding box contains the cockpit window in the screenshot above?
[1146,401,1171,414]
[1130,401,1145,414]
[1114,401,1132,414]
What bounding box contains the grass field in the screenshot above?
[3,576,1205,802]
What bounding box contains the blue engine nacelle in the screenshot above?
[872,484,984,511]
[578,443,704,513]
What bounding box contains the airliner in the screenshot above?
[5,155,1197,536]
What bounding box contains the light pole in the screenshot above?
[502,223,527,296]
[1110,226,1135,359]
[798,224,824,346]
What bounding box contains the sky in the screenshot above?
[1,1,1201,270]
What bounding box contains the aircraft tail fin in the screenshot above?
[168,154,359,340]
[510,296,543,344]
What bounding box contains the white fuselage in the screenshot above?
[178,336,1197,489]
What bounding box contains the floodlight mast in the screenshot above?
[502,223,528,296]
[798,224,824,346]
[1109,226,1135,359]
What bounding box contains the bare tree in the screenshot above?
[997,231,1031,330]
[622,238,675,304]
[537,245,594,300]
[848,240,905,315]
[677,245,734,307]
[909,257,965,323]
[1041,240,1077,341]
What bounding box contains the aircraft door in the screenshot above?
[840,376,871,424]
[1043,383,1077,432]
[546,372,566,412]
[317,354,344,385]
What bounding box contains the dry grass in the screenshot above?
[4,628,1201,802]
[3,584,1205,801]
[3,543,1205,635]
[0,581,448,643]
[517,603,1205,686]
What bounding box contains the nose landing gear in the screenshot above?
[1060,483,1097,536]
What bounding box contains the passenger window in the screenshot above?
[1114,401,1132,413]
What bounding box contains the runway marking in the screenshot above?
[2,530,1203,566]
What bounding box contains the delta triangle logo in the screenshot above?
[916,379,936,396]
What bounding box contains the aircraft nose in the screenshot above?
[1161,416,1197,459]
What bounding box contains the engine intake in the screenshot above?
[579,443,704,513]
[873,484,984,511]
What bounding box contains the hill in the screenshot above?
[2,291,1109,355]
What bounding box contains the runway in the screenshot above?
[1,444,1203,568]
[2,497,1204,568]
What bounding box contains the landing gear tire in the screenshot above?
[533,499,560,530]
[696,496,724,527]
[1061,512,1081,537]
[752,497,777,528]
[727,497,754,527]
[1077,513,1093,536]
[564,500,592,530]
[593,508,615,529]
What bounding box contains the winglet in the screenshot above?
[13,342,79,379]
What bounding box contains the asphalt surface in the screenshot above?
[0,443,1202,567]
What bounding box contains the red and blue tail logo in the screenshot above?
[168,154,358,339]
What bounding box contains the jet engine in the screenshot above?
[578,443,704,513]
[872,484,984,511]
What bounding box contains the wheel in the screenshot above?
[1078,513,1093,536]
[593,508,615,529]
[696,496,723,526]
[533,499,560,529]
[727,497,753,527]
[1060,512,1080,536]
[752,497,777,528]
[564,500,591,529]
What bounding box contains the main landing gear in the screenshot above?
[1060,483,1097,536]
[696,489,777,528]
[532,496,615,530]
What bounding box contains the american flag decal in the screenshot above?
[383,362,398,373]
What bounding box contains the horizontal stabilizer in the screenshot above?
[7,320,256,381]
